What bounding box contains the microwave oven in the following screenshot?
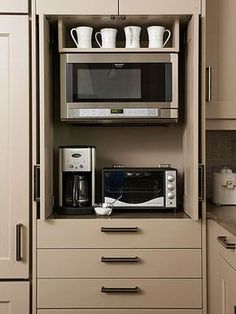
[102,167,177,210]
[60,53,178,124]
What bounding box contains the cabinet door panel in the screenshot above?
[119,0,201,15]
[0,15,29,278]
[0,282,29,314]
[206,0,236,119]
[36,0,118,15]
[0,0,28,13]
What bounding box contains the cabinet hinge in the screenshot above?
[198,164,205,201]
[34,164,40,203]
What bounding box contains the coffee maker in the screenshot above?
[58,146,95,214]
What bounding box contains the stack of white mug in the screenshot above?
[70,25,171,49]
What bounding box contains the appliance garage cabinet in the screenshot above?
[0,8,30,314]
[32,0,206,313]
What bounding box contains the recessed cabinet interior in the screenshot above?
[37,12,200,220]
[206,0,236,121]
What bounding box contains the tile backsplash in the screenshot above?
[206,131,236,200]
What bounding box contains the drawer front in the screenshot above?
[38,279,202,309]
[217,224,236,270]
[37,219,201,249]
[38,310,202,314]
[37,248,201,278]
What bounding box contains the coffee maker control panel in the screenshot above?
[60,148,92,172]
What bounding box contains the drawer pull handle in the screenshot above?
[101,286,139,293]
[101,256,140,263]
[217,236,236,250]
[101,227,138,233]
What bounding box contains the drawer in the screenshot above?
[38,278,202,309]
[37,248,201,278]
[37,219,201,249]
[217,224,236,270]
[38,310,202,314]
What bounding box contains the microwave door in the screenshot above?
[61,53,178,123]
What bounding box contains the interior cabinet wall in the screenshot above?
[0,15,29,278]
[206,0,236,121]
[0,0,28,13]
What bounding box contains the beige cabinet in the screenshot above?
[218,255,236,314]
[0,0,28,13]
[206,0,236,121]
[119,0,201,15]
[0,282,29,313]
[207,219,236,314]
[0,15,29,278]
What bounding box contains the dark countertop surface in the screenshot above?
[207,203,236,236]
[50,210,190,219]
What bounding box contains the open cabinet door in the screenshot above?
[183,14,199,220]
[39,16,54,220]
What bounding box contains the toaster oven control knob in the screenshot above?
[167,192,175,199]
[69,164,74,168]
[167,174,175,182]
[167,183,175,191]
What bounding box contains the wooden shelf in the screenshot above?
[60,47,178,53]
[58,17,180,53]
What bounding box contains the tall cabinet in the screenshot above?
[0,3,30,314]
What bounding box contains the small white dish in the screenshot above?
[93,203,113,216]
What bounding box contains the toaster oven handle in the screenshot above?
[217,236,236,250]
[101,227,138,233]
[101,256,140,263]
[101,286,139,293]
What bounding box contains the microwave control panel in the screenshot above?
[68,108,159,118]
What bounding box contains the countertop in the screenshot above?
[50,210,190,219]
[207,203,236,236]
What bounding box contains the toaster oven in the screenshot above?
[102,167,177,209]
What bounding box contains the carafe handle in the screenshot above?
[95,31,102,48]
[70,28,79,48]
[163,29,171,47]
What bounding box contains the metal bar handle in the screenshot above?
[101,256,140,263]
[206,66,212,102]
[101,227,138,233]
[101,286,139,293]
[16,223,23,261]
[34,164,40,202]
[217,236,236,250]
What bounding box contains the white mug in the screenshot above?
[124,26,141,48]
[147,26,171,48]
[70,26,93,48]
[95,28,117,48]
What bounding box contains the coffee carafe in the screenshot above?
[59,146,95,214]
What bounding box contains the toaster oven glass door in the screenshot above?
[66,63,172,103]
[103,171,165,207]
